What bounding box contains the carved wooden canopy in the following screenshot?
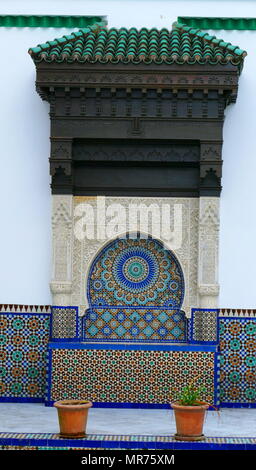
[29,22,246,197]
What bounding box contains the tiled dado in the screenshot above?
[1,434,256,450]
[47,344,218,406]
[219,317,256,405]
[0,312,50,401]
[1,433,256,450]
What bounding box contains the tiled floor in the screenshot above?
[0,403,255,438]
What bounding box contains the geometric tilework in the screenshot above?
[88,237,185,309]
[83,308,187,342]
[1,434,256,450]
[0,305,51,314]
[0,313,50,400]
[51,307,78,340]
[219,318,256,404]
[49,348,216,405]
[2,306,256,407]
[191,309,218,343]
[87,236,185,343]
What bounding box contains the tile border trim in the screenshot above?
[0,15,106,28]
[178,17,256,30]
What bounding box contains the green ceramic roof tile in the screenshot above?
[178,17,256,31]
[175,23,247,58]
[28,22,247,72]
[0,15,106,28]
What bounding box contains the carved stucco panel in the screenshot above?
[198,197,220,308]
[70,196,199,316]
[189,200,199,308]
[51,195,73,305]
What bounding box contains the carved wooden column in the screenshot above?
[198,197,220,308]
[50,137,73,194]
[200,141,223,196]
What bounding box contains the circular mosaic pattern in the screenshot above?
[229,339,241,351]
[245,323,256,335]
[12,319,24,330]
[11,367,23,378]
[229,371,241,383]
[228,321,242,336]
[245,388,256,400]
[0,317,7,329]
[88,237,184,308]
[246,355,256,367]
[113,248,158,292]
[123,256,149,284]
[229,354,242,367]
[0,335,6,345]
[0,367,6,377]
[245,370,255,383]
[219,319,256,404]
[245,339,256,351]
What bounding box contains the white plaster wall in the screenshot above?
[0,0,256,307]
[2,0,256,28]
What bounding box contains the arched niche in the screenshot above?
[83,234,187,342]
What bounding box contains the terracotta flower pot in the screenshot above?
[171,402,209,441]
[54,400,93,439]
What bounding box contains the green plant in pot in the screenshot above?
[171,377,214,441]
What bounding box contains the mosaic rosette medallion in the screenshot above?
[88,238,184,308]
[86,237,185,342]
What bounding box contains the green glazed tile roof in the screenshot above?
[178,16,256,31]
[29,22,247,70]
[0,15,106,28]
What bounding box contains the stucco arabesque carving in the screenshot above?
[71,197,199,316]
[51,196,73,304]
[198,198,220,305]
